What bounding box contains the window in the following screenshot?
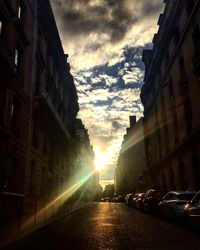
[42,132,48,155]
[173,112,179,142]
[192,25,200,70]
[183,95,193,133]
[18,0,25,20]
[1,154,14,191]
[164,124,169,151]
[178,55,188,91]
[156,129,161,158]
[168,79,175,103]
[0,86,5,124]
[162,173,166,189]
[187,0,196,13]
[165,50,170,67]
[169,168,175,190]
[14,44,22,74]
[1,151,23,193]
[10,97,22,136]
[29,160,36,195]
[32,120,39,147]
[41,167,46,195]
[173,26,180,45]
[154,107,158,127]
[47,178,53,194]
[192,154,200,190]
[160,94,166,121]
[179,162,188,190]
[18,5,22,19]
[0,20,2,35]
[35,68,41,95]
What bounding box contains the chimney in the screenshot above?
[129,116,136,128]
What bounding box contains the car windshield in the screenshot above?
[178,193,196,200]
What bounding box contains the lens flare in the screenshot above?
[22,171,95,231]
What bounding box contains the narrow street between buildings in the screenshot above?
[2,202,200,250]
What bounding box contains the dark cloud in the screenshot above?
[142,1,164,17]
[112,121,122,130]
[51,0,164,44]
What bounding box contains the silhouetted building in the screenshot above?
[0,0,36,238]
[75,119,99,201]
[0,0,94,244]
[141,0,200,191]
[115,116,147,195]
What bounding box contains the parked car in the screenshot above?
[132,193,140,208]
[159,191,196,220]
[116,195,125,203]
[125,193,135,206]
[132,193,145,208]
[183,191,200,228]
[142,189,167,213]
[135,193,145,210]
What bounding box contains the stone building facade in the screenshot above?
[0,0,36,238]
[141,0,200,191]
[115,116,147,195]
[0,0,97,244]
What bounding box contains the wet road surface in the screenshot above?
[2,202,200,250]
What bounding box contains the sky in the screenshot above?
[50,0,165,189]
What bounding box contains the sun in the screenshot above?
[94,149,107,171]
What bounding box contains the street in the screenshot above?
[2,202,200,250]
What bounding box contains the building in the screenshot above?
[24,0,80,229]
[0,0,96,244]
[75,119,99,201]
[141,0,200,191]
[0,0,36,238]
[115,116,147,195]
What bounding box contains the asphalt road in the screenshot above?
[2,202,200,250]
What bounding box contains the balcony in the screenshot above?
[34,85,70,140]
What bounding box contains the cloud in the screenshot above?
[50,0,164,183]
[51,0,164,70]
